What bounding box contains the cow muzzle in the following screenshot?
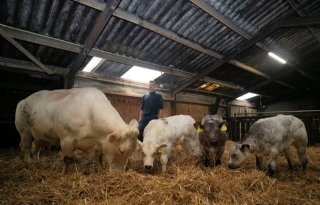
[228,163,239,169]
[144,165,153,170]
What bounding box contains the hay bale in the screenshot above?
[1,141,320,204]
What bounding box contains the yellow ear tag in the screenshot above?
[196,126,204,133]
[157,146,166,154]
[243,146,250,152]
[221,124,227,132]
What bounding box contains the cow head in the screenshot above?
[228,143,253,169]
[105,119,139,171]
[195,118,228,144]
[138,140,167,170]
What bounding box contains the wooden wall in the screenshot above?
[105,93,209,123]
[176,102,209,123]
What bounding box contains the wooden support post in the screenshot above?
[210,97,221,115]
[171,93,176,116]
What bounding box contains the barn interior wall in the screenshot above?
[176,102,209,123]
[105,93,211,124]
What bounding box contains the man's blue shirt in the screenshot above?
[141,91,163,117]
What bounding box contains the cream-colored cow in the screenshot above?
[15,87,139,173]
[138,115,200,172]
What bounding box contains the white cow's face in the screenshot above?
[140,141,157,170]
[228,143,252,169]
[106,127,139,171]
[138,141,166,170]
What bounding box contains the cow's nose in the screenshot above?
[145,165,152,170]
[228,164,236,169]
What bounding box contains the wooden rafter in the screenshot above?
[0,24,243,91]
[191,0,317,83]
[73,0,293,90]
[0,28,54,75]
[66,0,121,88]
[0,57,65,75]
[287,0,320,43]
[173,1,309,94]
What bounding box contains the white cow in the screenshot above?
[138,115,200,172]
[15,87,139,173]
[228,114,308,176]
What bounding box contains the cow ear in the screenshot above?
[240,144,250,152]
[156,144,167,154]
[108,133,120,143]
[193,123,204,132]
[129,119,139,128]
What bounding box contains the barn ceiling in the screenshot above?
[0,0,319,105]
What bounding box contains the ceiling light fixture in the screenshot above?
[236,92,259,100]
[268,52,287,64]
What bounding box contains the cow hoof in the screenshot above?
[267,164,275,177]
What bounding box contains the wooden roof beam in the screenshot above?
[191,0,317,82]
[66,0,121,88]
[0,57,65,75]
[0,28,54,75]
[0,24,243,91]
[287,0,320,43]
[173,2,309,94]
[73,0,283,86]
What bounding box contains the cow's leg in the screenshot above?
[283,148,293,171]
[181,139,191,155]
[32,140,42,160]
[20,132,33,161]
[94,143,103,171]
[255,154,264,170]
[295,143,308,172]
[202,149,210,167]
[160,148,171,172]
[214,147,224,166]
[267,149,279,177]
[60,138,74,174]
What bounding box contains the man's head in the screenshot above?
[149,80,156,91]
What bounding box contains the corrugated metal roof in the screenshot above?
[0,0,319,102]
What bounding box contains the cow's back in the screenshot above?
[248,114,307,146]
[144,115,196,144]
[16,88,126,143]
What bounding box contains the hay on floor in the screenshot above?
[1,141,320,205]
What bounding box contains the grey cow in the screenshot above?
[195,114,228,167]
[228,114,308,176]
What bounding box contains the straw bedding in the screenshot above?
[1,141,319,205]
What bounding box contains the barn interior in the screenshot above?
[1,0,320,147]
[0,0,320,204]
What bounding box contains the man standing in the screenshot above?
[138,80,163,142]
